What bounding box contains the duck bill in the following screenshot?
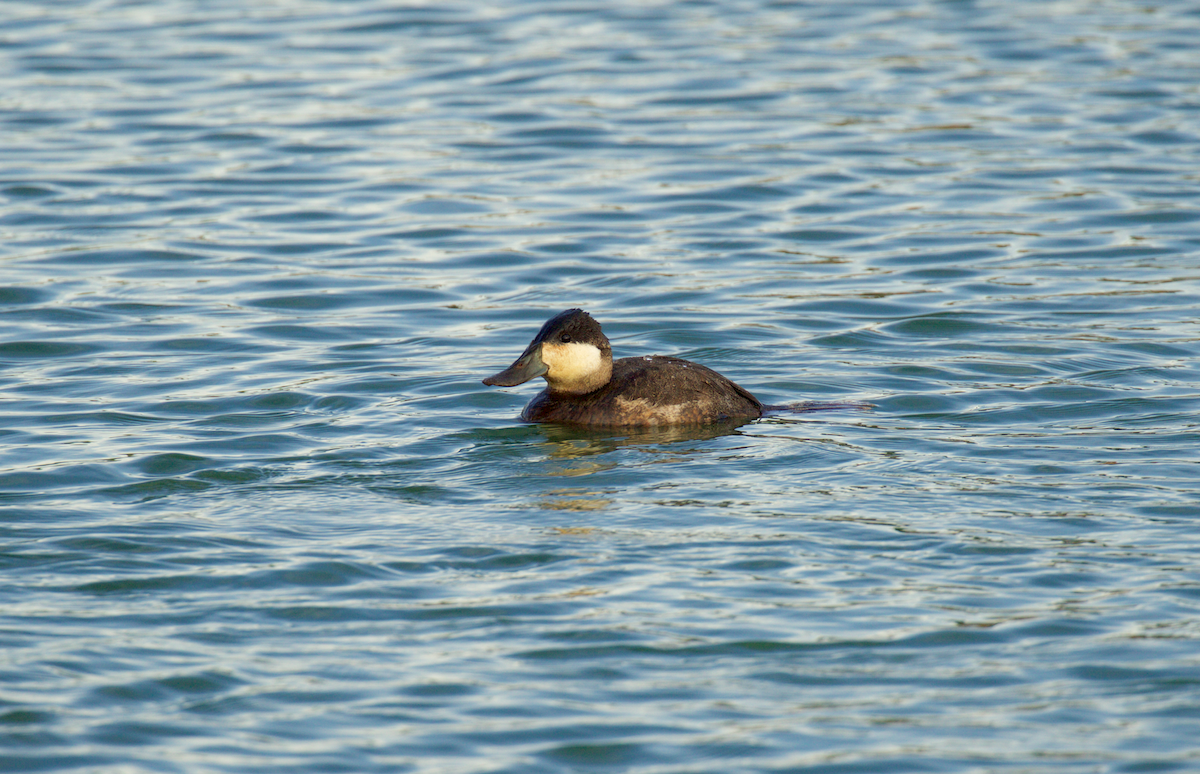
[483,344,548,386]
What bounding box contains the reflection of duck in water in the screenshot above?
[483,309,868,427]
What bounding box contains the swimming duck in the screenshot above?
[483,308,769,427]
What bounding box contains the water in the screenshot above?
[3,0,1200,771]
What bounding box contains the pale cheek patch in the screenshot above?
[541,342,604,391]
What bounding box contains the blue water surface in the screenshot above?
[2,0,1200,772]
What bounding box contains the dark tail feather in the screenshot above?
[762,401,873,414]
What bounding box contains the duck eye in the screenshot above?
[559,333,572,343]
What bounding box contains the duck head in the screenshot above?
[483,308,613,395]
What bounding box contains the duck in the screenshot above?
[482,308,795,427]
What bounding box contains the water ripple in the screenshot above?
[1,0,1199,772]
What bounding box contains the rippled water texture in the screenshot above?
[2,1,1200,772]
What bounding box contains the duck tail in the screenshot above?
[762,401,873,414]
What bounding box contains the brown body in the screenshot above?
[520,355,764,427]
